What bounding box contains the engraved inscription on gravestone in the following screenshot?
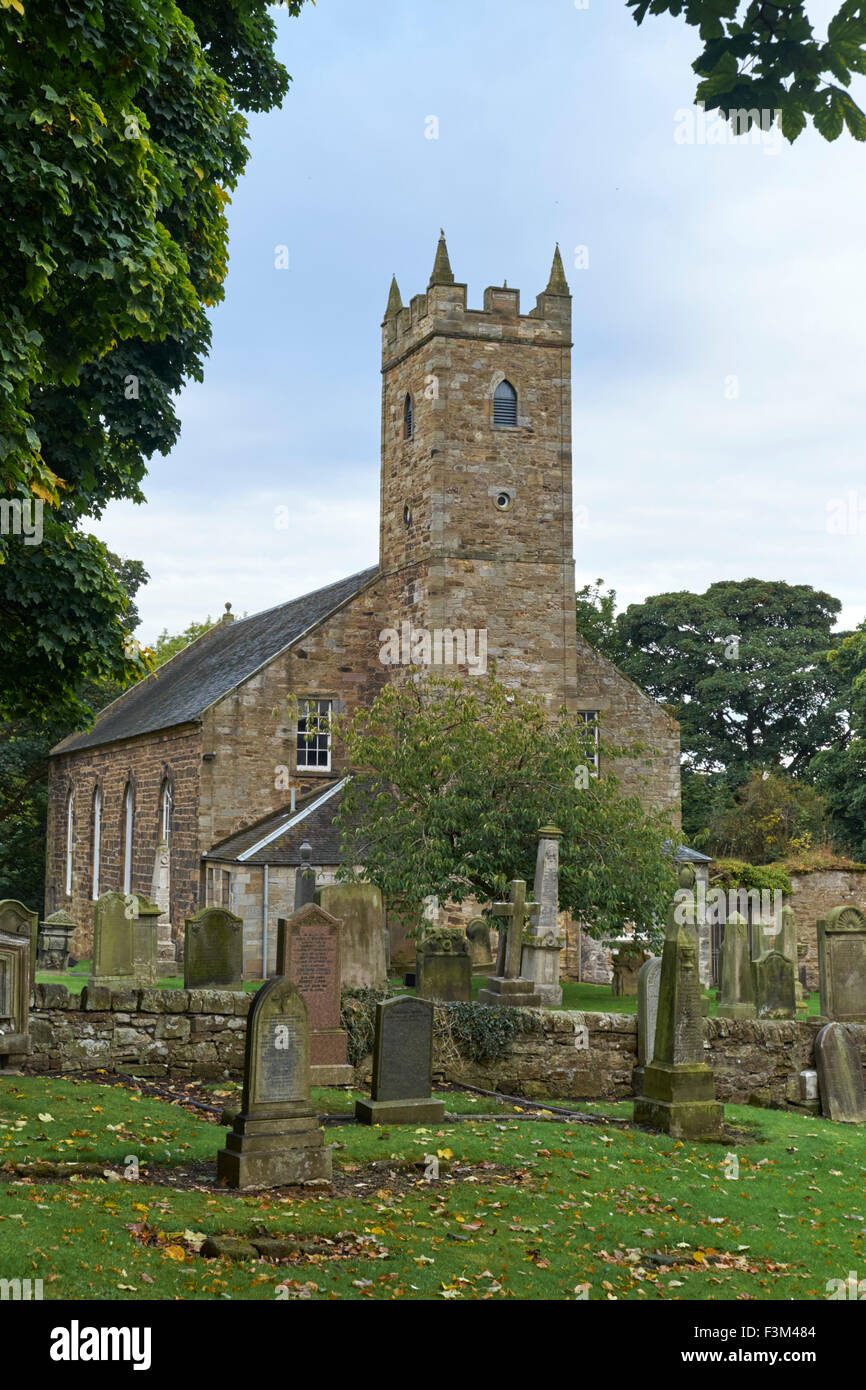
[0,957,10,1021]
[832,936,866,1016]
[254,1013,304,1106]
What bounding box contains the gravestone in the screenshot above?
[355,995,445,1124]
[633,866,723,1140]
[416,928,472,1002]
[635,956,661,1091]
[217,976,332,1187]
[316,881,387,989]
[478,880,543,1008]
[753,950,796,1019]
[466,918,494,972]
[611,943,650,997]
[149,841,176,976]
[89,891,135,991]
[717,912,755,1019]
[818,906,866,1023]
[184,906,243,990]
[37,909,76,971]
[0,909,31,1067]
[521,825,564,1007]
[0,900,37,995]
[815,1021,866,1123]
[276,903,352,1085]
[132,896,161,987]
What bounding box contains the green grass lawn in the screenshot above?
[0,1074,861,1301]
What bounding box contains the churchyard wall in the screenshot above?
[22,988,863,1111]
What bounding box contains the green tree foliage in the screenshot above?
[335,672,677,939]
[614,579,846,780]
[575,578,621,662]
[0,0,308,723]
[810,624,866,856]
[152,616,217,668]
[704,768,834,862]
[628,0,866,141]
[0,552,147,905]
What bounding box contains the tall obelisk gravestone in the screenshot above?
[634,866,723,1140]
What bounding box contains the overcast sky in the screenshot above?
[91,0,866,644]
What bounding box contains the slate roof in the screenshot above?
[206,778,358,865]
[52,566,379,756]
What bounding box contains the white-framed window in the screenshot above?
[91,786,102,901]
[65,790,75,896]
[160,778,173,845]
[580,711,600,774]
[296,698,332,770]
[122,782,134,895]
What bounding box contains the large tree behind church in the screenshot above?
[335,673,677,939]
[0,0,308,727]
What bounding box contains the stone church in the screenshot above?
[46,235,681,973]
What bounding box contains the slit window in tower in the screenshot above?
[403,393,414,439]
[493,379,517,427]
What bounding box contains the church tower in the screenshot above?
[379,234,578,710]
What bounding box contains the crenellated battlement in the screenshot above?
[382,234,571,369]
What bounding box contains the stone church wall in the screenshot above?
[45,725,202,957]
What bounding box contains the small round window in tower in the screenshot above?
[403,503,412,526]
[494,491,512,512]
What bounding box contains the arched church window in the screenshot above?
[493,379,518,427]
[92,786,102,901]
[403,393,414,440]
[122,782,134,896]
[65,790,75,897]
[160,778,173,846]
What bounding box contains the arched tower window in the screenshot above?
[92,786,102,901]
[65,790,75,897]
[403,393,414,440]
[122,782,134,896]
[493,379,517,427]
[160,778,173,846]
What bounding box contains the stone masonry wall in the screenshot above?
[23,983,250,1078]
[24,988,862,1114]
[45,725,202,958]
[788,869,866,991]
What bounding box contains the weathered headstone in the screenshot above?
[88,891,135,991]
[635,956,661,1090]
[149,841,176,976]
[37,909,76,971]
[633,866,723,1140]
[184,906,243,990]
[316,881,387,989]
[466,918,494,971]
[611,942,650,997]
[753,950,796,1019]
[416,928,472,1002]
[818,906,866,1023]
[0,909,31,1067]
[521,825,564,1007]
[815,1021,866,1123]
[355,995,445,1124]
[132,896,161,987]
[276,903,352,1085]
[216,976,332,1187]
[478,880,543,1008]
[717,912,756,1019]
[0,900,37,995]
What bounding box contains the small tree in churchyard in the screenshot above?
[334,671,677,941]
